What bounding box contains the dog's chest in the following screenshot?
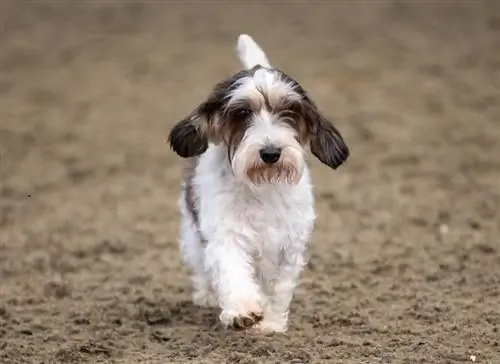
[233,185,315,250]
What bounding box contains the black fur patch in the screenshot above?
[168,119,208,158]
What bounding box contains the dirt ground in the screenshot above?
[1,1,499,363]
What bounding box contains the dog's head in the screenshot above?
[169,34,349,185]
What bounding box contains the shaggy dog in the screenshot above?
[168,34,349,332]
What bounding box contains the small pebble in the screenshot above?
[439,224,449,235]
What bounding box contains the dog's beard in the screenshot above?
[232,146,304,186]
[247,160,299,185]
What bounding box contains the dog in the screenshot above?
[168,34,349,332]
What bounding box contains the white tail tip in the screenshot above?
[236,34,271,70]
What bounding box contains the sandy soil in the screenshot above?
[1,1,499,363]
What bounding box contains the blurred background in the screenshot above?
[0,1,499,363]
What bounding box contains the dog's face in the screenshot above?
[169,35,349,186]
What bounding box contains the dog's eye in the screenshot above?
[235,108,252,119]
[280,107,300,120]
[286,102,302,114]
[278,102,302,118]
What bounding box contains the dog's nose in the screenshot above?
[259,146,282,164]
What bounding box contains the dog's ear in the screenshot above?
[236,34,271,70]
[168,109,209,158]
[168,83,229,158]
[304,97,349,169]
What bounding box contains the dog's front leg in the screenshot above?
[257,251,306,333]
[204,237,264,329]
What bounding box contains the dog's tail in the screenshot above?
[236,34,271,70]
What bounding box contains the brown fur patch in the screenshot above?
[246,160,299,185]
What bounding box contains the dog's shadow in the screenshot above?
[137,299,221,331]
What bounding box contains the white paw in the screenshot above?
[219,303,264,329]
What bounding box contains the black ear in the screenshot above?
[305,99,349,169]
[168,115,208,158]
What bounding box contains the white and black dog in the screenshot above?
[168,34,349,332]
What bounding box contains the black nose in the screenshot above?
[259,146,282,164]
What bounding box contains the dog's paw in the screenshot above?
[220,307,264,329]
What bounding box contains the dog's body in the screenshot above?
[178,147,315,332]
[169,35,349,332]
